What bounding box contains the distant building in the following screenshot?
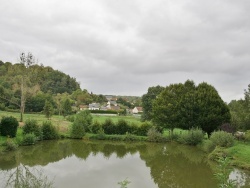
[89,103,100,110]
[79,105,88,111]
[132,107,143,114]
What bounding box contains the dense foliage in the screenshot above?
[0,116,19,137]
[152,80,231,135]
[41,121,59,140]
[23,119,42,139]
[141,85,164,121]
[228,84,250,131]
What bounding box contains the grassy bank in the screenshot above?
[226,142,250,170]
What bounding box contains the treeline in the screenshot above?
[0,55,107,117]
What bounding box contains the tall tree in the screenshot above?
[152,81,230,136]
[19,52,36,122]
[152,83,184,135]
[43,100,54,119]
[195,82,231,136]
[62,98,72,117]
[141,85,164,121]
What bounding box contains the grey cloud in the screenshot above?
[0,0,250,102]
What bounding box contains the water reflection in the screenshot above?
[0,164,54,188]
[0,140,249,188]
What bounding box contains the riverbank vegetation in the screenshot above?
[1,111,250,171]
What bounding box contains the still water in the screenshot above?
[0,140,249,188]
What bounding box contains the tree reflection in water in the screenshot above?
[1,164,54,188]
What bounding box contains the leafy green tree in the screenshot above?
[152,81,230,136]
[228,84,250,131]
[141,85,164,121]
[70,111,90,138]
[152,83,184,135]
[43,100,54,119]
[62,98,72,117]
[76,110,93,132]
[195,82,231,136]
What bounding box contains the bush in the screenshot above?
[147,127,164,142]
[66,115,75,122]
[178,128,204,146]
[74,110,93,132]
[210,131,234,148]
[22,133,36,145]
[135,122,152,136]
[0,116,19,137]
[89,120,102,134]
[116,119,130,135]
[203,140,216,153]
[102,118,116,134]
[42,121,59,140]
[4,138,18,151]
[23,119,42,140]
[128,123,139,134]
[70,123,85,139]
[123,133,139,141]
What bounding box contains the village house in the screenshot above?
[132,107,143,114]
[88,103,100,110]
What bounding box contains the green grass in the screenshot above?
[226,141,250,169]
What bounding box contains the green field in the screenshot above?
[0,111,142,132]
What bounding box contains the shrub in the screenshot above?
[4,138,18,151]
[66,115,75,122]
[22,133,36,145]
[89,120,102,134]
[127,123,138,134]
[75,110,93,132]
[136,122,152,136]
[23,119,42,140]
[203,140,216,153]
[210,131,234,148]
[102,118,116,134]
[0,116,19,137]
[123,132,140,141]
[42,121,59,140]
[147,127,164,142]
[70,123,85,139]
[219,123,236,134]
[178,128,204,146]
[116,119,130,135]
[96,129,106,140]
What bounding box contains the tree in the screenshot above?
[0,116,19,137]
[141,85,164,121]
[70,111,91,139]
[43,100,54,119]
[152,81,230,136]
[19,52,36,122]
[228,84,250,131]
[152,83,184,135]
[195,82,231,136]
[62,98,72,117]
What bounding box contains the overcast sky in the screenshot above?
[1,0,250,102]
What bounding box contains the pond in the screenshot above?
[0,140,249,188]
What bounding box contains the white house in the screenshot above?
[132,107,143,114]
[89,103,100,110]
